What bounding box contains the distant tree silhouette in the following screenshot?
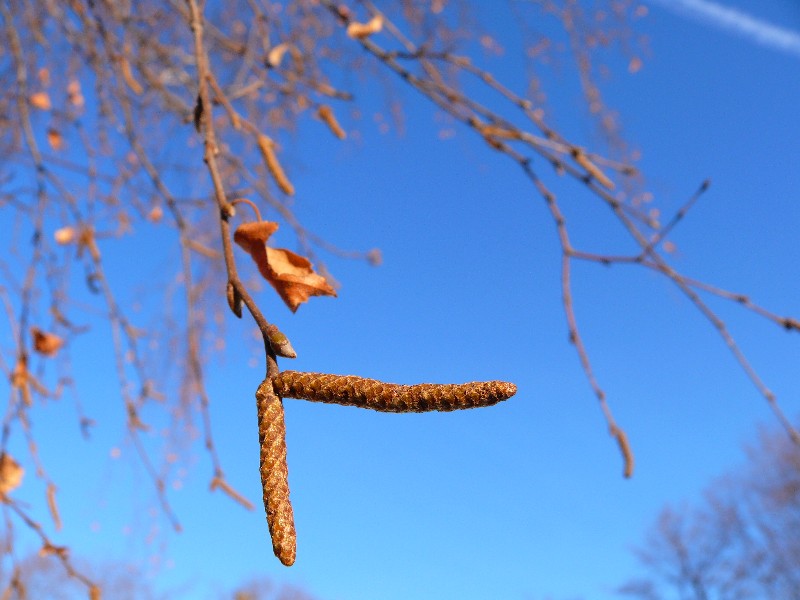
[619,424,800,600]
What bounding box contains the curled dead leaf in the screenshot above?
[233,221,336,312]
[346,14,383,39]
[47,128,65,150]
[0,453,24,495]
[266,42,290,68]
[67,80,84,108]
[31,327,65,357]
[366,248,382,266]
[30,92,51,110]
[628,56,643,74]
[147,205,163,223]
[54,226,76,245]
[39,542,69,559]
[38,67,51,87]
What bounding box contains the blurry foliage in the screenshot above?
[0,0,797,594]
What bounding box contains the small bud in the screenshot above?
[226,282,242,318]
[267,324,296,359]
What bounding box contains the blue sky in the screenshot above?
[3,1,800,598]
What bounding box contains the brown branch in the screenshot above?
[186,0,293,563]
[322,0,798,448]
[640,179,711,256]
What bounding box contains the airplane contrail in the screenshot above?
[648,0,800,58]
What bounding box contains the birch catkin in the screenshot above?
[256,134,295,196]
[255,378,296,566]
[272,371,516,413]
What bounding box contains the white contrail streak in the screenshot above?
[648,0,800,58]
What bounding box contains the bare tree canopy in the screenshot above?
[619,423,800,600]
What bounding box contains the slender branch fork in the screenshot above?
[184,0,519,565]
[318,0,799,450]
[179,0,798,567]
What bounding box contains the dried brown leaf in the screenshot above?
[346,14,383,39]
[233,221,336,312]
[30,92,51,110]
[31,327,64,357]
[67,80,84,108]
[38,542,69,559]
[266,42,290,68]
[37,67,51,87]
[0,454,24,495]
[47,128,65,150]
[366,248,382,266]
[147,205,163,223]
[54,226,76,245]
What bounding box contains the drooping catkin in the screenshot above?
[272,371,516,413]
[255,378,296,566]
[610,424,635,479]
[256,134,295,196]
[317,105,346,139]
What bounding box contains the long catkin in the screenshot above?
[271,371,516,413]
[255,378,296,566]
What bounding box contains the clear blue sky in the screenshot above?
[3,1,800,598]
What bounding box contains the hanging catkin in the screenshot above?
[255,378,296,566]
[271,371,516,413]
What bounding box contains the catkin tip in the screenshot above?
[497,381,517,399]
[276,546,296,566]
